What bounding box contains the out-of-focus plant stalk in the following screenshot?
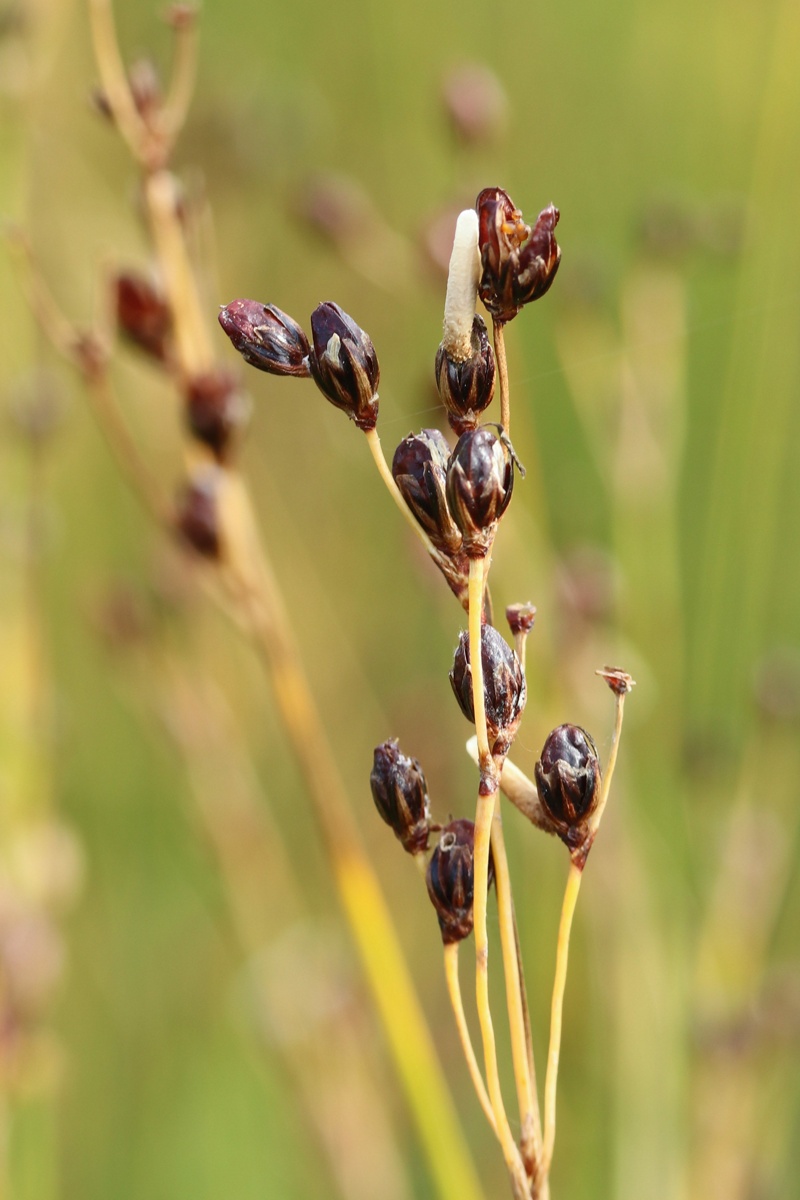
[83,4,488,1196]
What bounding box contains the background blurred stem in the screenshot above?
[75,5,492,1196]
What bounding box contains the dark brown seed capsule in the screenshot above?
[534,724,601,850]
[218,300,311,377]
[506,602,537,638]
[115,271,172,362]
[391,428,471,604]
[450,625,526,751]
[392,429,462,556]
[445,426,513,557]
[308,302,379,431]
[185,367,251,461]
[427,819,492,944]
[370,739,431,856]
[435,314,496,436]
[175,472,222,559]
[477,187,561,325]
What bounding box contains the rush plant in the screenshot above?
[221,188,635,1198]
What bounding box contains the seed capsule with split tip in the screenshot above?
[435,314,496,436]
[185,367,251,461]
[476,187,561,325]
[308,302,380,431]
[534,724,601,850]
[450,624,526,751]
[218,300,311,377]
[370,739,432,856]
[427,819,492,944]
[445,426,513,557]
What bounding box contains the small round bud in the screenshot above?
[435,315,496,436]
[477,187,561,325]
[115,271,171,362]
[534,724,601,850]
[506,602,537,638]
[450,625,526,751]
[175,471,222,559]
[218,300,311,377]
[308,302,380,431]
[427,819,492,944]
[445,426,513,557]
[370,740,432,856]
[185,367,251,461]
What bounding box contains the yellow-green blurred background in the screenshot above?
[1,0,799,1197]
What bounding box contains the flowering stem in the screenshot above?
[587,686,629,839]
[468,559,528,1197]
[542,860,583,1175]
[490,782,542,1180]
[493,320,511,434]
[443,942,497,1135]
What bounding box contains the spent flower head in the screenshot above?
[477,187,561,325]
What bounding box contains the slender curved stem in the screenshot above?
[542,860,583,1173]
[443,943,497,1135]
[88,0,150,161]
[493,321,510,434]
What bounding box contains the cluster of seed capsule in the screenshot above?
[211,186,609,943]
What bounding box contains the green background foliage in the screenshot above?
[1,1,799,1197]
